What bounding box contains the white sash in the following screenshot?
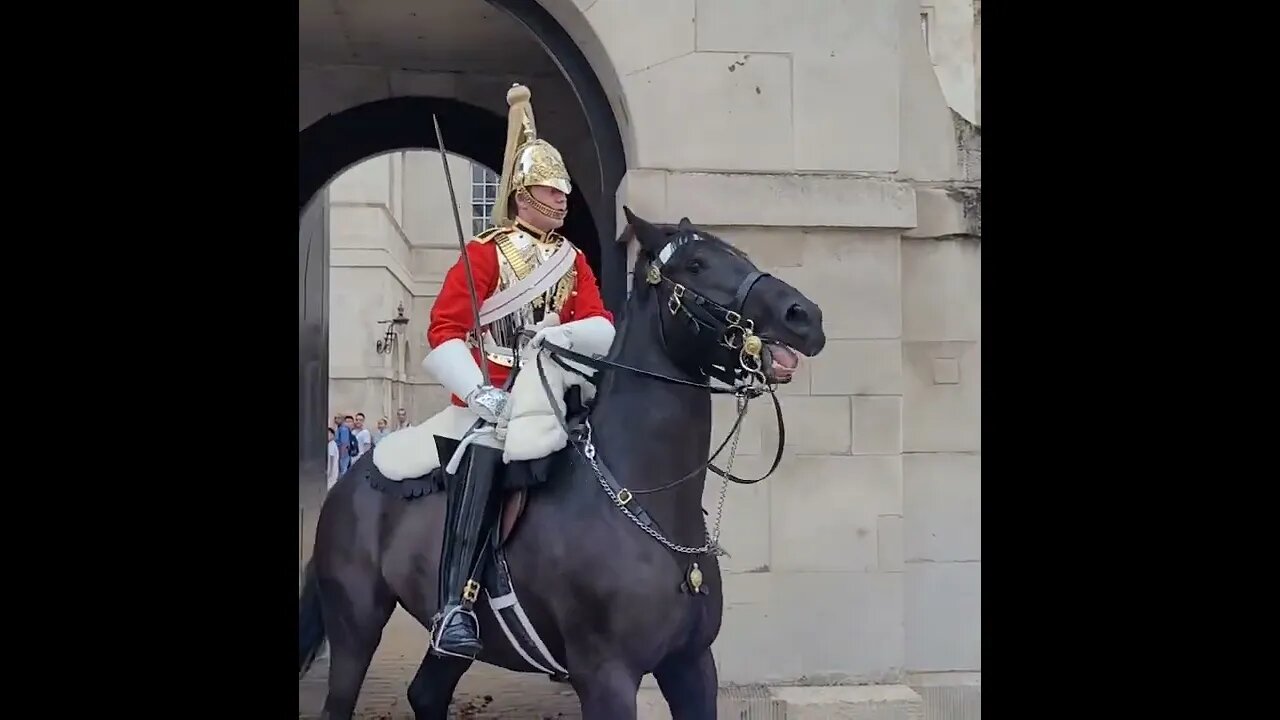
[477,240,577,326]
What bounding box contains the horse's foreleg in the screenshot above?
[406,654,471,720]
[653,647,717,720]
[569,661,642,720]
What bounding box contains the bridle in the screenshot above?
[530,228,787,491]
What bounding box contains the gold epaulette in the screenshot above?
[472,226,513,244]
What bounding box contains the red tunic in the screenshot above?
[427,234,614,407]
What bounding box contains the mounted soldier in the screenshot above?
[370,83,616,661]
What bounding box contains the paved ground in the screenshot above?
[299,607,583,719]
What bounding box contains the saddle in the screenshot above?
[364,386,589,548]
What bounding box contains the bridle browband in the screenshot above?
[530,228,787,490]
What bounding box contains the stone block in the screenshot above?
[793,54,899,172]
[664,174,915,229]
[329,267,396,369]
[905,561,981,672]
[328,154,392,206]
[853,396,903,455]
[773,361,813,396]
[703,476,770,574]
[618,168,669,222]
[386,69,459,100]
[694,0,901,171]
[877,514,904,572]
[902,341,980,452]
[329,205,390,249]
[903,189,970,240]
[902,238,980,342]
[299,63,389,131]
[712,394,765,456]
[770,455,901,573]
[695,0,896,55]
[896,0,962,182]
[715,572,778,681]
[810,340,903,396]
[904,453,980,563]
[768,396,851,455]
[638,684,925,720]
[410,248,463,281]
[408,384,451,420]
[699,226,804,269]
[781,572,905,683]
[908,673,982,720]
[932,358,960,384]
[774,232,901,341]
[636,685,784,720]
[716,571,904,683]
[585,0,695,77]
[771,686,923,720]
[623,54,793,171]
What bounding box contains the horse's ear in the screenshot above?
[623,206,668,256]
[677,217,693,232]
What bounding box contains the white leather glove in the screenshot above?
[528,316,615,356]
[528,323,573,353]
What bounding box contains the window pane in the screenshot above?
[472,164,484,183]
[484,183,496,200]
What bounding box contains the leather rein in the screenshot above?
[527,231,787,492]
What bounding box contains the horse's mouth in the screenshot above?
[764,343,802,383]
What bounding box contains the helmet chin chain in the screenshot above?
[516,187,567,222]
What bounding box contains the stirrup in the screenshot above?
[429,605,482,659]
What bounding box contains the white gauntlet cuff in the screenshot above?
[562,316,616,356]
[421,338,484,401]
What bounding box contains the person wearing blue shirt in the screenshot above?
[336,415,354,475]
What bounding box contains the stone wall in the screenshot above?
[579,0,981,705]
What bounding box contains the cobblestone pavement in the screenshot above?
[299,607,582,719]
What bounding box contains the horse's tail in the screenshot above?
[298,558,327,677]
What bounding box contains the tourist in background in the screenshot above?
[325,427,339,490]
[373,417,390,446]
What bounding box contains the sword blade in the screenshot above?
[432,113,491,387]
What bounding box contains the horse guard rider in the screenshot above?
[405,83,616,660]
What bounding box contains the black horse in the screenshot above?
[299,208,826,719]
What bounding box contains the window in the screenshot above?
[470,164,499,235]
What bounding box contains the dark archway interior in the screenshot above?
[298,96,600,275]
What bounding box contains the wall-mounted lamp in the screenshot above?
[375,302,410,354]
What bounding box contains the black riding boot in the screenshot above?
[430,441,503,660]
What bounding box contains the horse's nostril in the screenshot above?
[785,303,807,325]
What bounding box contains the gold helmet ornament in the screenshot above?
[492,83,573,226]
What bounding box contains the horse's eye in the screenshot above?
[687,258,704,274]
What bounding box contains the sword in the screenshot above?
[432,113,491,387]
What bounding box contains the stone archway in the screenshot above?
[298,96,602,275]
[298,2,629,565]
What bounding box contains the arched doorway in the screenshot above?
[298,0,627,493]
[299,97,601,274]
